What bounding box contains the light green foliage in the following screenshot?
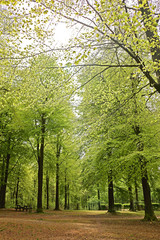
[77,47,160,207]
[0,0,160,213]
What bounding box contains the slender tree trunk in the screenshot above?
[16,176,20,206]
[52,185,54,205]
[37,114,45,213]
[12,187,16,205]
[67,184,70,210]
[0,156,5,207]
[55,161,60,210]
[55,135,61,211]
[128,185,134,211]
[0,135,11,209]
[97,184,101,210]
[108,170,115,213]
[37,150,43,212]
[64,170,67,210]
[0,153,10,208]
[0,156,5,187]
[46,172,49,210]
[140,158,157,221]
[135,180,140,210]
[32,179,36,207]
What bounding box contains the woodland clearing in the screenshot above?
[0,209,160,240]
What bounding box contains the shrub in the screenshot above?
[152,203,160,210]
[101,204,107,210]
[138,204,145,210]
[123,203,130,209]
[114,203,122,210]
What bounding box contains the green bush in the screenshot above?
[152,203,160,210]
[123,203,130,209]
[101,204,107,210]
[114,203,122,210]
[138,204,145,210]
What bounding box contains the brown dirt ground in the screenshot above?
[0,209,160,240]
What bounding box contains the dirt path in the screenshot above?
[0,209,160,240]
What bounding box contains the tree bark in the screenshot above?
[46,172,49,209]
[0,156,5,188]
[37,114,45,213]
[128,185,134,211]
[0,136,11,209]
[67,184,70,210]
[0,156,5,207]
[55,161,60,210]
[0,153,10,208]
[140,158,157,221]
[16,176,20,206]
[97,184,101,210]
[55,135,61,211]
[64,170,67,210]
[108,170,115,213]
[135,180,140,211]
[52,185,54,205]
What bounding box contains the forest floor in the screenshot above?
[0,209,160,240]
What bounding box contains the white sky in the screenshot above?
[54,23,72,45]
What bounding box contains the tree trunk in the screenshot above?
[0,156,5,188]
[140,159,157,221]
[108,170,115,213]
[64,170,67,210]
[52,185,54,205]
[67,184,70,210]
[37,114,45,213]
[137,150,157,220]
[97,184,101,210]
[0,156,5,208]
[16,176,20,206]
[37,151,43,213]
[128,185,134,211]
[55,161,60,210]
[55,135,61,211]
[46,172,49,210]
[135,180,140,211]
[0,151,10,208]
[0,135,11,208]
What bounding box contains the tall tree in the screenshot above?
[55,134,61,210]
[37,113,46,212]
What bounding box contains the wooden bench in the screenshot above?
[15,205,23,211]
[23,205,32,212]
[15,205,32,212]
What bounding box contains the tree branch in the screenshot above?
[70,66,111,97]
